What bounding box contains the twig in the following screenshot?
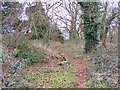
[58,53,68,61]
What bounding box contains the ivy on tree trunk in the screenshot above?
[78,2,99,53]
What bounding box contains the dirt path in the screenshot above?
[54,49,88,88]
[71,59,88,88]
[33,41,88,88]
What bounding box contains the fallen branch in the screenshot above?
[58,53,68,61]
[57,53,70,66]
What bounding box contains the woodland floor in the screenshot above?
[2,40,118,88]
[21,40,89,88]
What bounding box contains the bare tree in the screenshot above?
[54,0,82,40]
[99,1,118,47]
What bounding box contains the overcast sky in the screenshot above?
[17,0,119,3]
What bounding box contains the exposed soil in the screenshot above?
[71,59,88,88]
[53,47,88,88]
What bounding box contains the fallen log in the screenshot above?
[57,53,70,65]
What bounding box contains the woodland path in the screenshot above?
[54,48,88,88]
[33,41,88,88]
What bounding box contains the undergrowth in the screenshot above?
[3,34,45,65]
[16,40,45,65]
[87,79,111,88]
[87,44,118,88]
[23,70,76,88]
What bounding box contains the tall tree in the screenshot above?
[78,2,99,53]
[2,2,23,33]
[99,2,118,48]
[50,23,64,42]
[55,0,82,40]
[26,2,50,40]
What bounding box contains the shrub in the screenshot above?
[87,44,118,88]
[87,80,111,88]
[16,40,45,65]
[3,33,45,65]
